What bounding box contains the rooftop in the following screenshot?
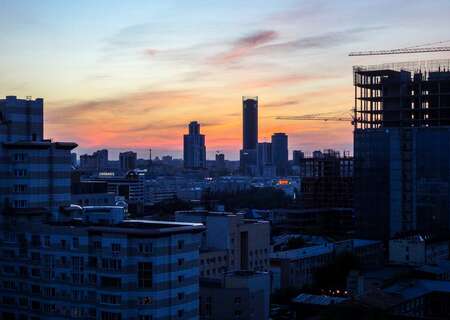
[293,293,350,306]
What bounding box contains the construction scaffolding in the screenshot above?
[353,59,450,129]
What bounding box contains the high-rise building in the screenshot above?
[0,96,77,218]
[354,59,450,241]
[215,153,225,171]
[271,132,288,176]
[257,142,275,177]
[183,121,206,169]
[79,149,108,172]
[242,96,258,150]
[292,150,305,165]
[240,96,258,175]
[0,205,205,320]
[119,151,137,172]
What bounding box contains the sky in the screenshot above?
[1,0,450,160]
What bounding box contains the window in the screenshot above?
[3,265,15,274]
[44,236,50,247]
[60,239,67,249]
[234,297,241,304]
[14,169,27,177]
[178,275,184,283]
[111,243,121,253]
[178,258,184,266]
[13,200,27,208]
[139,316,153,320]
[138,262,152,288]
[101,311,122,320]
[177,310,184,318]
[13,184,27,193]
[138,243,152,254]
[177,292,185,301]
[72,237,79,249]
[31,284,40,294]
[31,268,40,278]
[177,240,184,250]
[101,294,122,305]
[100,276,121,289]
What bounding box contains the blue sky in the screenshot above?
[1,0,450,159]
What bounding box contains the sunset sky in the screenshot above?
[2,0,450,159]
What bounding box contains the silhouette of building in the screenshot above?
[215,153,225,171]
[271,133,288,176]
[257,142,275,177]
[0,96,77,218]
[240,96,258,175]
[80,149,108,172]
[183,121,206,169]
[293,150,305,165]
[354,59,450,240]
[119,151,137,172]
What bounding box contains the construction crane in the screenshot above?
[349,40,450,56]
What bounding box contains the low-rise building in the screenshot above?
[389,235,449,266]
[199,271,270,320]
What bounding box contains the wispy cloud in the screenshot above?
[210,30,278,64]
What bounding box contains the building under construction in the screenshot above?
[353,59,450,240]
[300,149,353,209]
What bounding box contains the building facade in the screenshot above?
[0,206,204,320]
[0,96,77,219]
[240,97,258,175]
[119,151,137,173]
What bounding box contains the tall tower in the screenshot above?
[183,121,206,169]
[243,96,258,150]
[271,133,288,176]
[240,96,258,175]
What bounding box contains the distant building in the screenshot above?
[271,133,288,176]
[175,210,271,277]
[80,149,108,173]
[200,271,270,320]
[71,171,115,206]
[0,96,77,218]
[215,153,225,171]
[183,121,206,169]
[257,142,275,177]
[0,205,205,320]
[292,150,304,165]
[71,152,77,167]
[240,96,258,175]
[119,151,137,172]
[300,150,353,209]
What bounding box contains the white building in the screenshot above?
[389,235,449,266]
[175,211,271,278]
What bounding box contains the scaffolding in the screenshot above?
[353,59,450,129]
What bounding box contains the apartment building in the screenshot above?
[0,206,204,320]
[175,211,271,278]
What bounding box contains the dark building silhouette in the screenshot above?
[272,132,288,176]
[184,121,206,169]
[119,151,137,172]
[257,142,275,177]
[300,150,353,209]
[243,96,258,149]
[354,60,450,241]
[240,96,258,175]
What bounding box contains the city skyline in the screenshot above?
[2,0,450,159]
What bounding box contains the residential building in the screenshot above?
[80,149,108,173]
[0,96,77,219]
[0,205,205,320]
[271,133,288,176]
[256,142,275,177]
[199,271,270,320]
[119,151,137,172]
[183,121,206,169]
[175,211,271,277]
[354,60,450,240]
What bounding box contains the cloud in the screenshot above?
[210,30,278,64]
[264,100,299,108]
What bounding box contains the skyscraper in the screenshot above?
[240,96,258,175]
[243,96,258,150]
[354,60,450,241]
[183,121,206,169]
[271,133,288,176]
